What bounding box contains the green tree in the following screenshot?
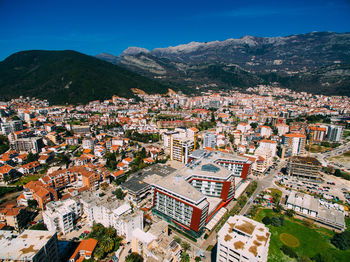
[273,204,283,213]
[125,252,144,262]
[181,241,191,253]
[27,152,39,163]
[286,209,296,218]
[181,252,190,262]
[101,237,114,253]
[331,231,350,250]
[270,216,282,227]
[27,199,38,209]
[93,246,105,260]
[114,188,125,200]
[280,245,298,258]
[173,236,182,244]
[262,216,271,225]
[0,135,9,154]
[250,122,258,129]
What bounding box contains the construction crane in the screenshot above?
[308,131,314,157]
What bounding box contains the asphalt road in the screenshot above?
[240,161,286,215]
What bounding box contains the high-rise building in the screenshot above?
[152,174,209,236]
[80,190,143,241]
[327,125,343,142]
[282,134,306,156]
[151,151,252,237]
[217,215,270,262]
[10,137,44,153]
[43,199,82,235]
[170,136,194,163]
[203,132,217,149]
[310,126,327,142]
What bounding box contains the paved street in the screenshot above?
[240,161,286,215]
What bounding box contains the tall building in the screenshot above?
[203,132,217,149]
[170,136,194,163]
[282,134,306,156]
[80,190,143,241]
[0,230,60,262]
[151,151,252,237]
[217,215,270,262]
[327,125,343,142]
[152,173,209,237]
[310,126,327,142]
[43,199,82,235]
[10,137,44,153]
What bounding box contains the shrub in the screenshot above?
[279,216,285,226]
[286,209,296,217]
[280,245,298,258]
[270,216,282,227]
[262,216,271,225]
[331,231,350,250]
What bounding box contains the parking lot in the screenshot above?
[277,174,350,203]
[60,217,91,241]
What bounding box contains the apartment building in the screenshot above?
[0,204,30,230]
[257,140,277,158]
[43,199,82,235]
[0,120,23,135]
[287,156,322,180]
[152,151,252,237]
[0,230,60,262]
[41,165,103,190]
[203,132,217,149]
[170,135,194,163]
[310,126,327,142]
[10,137,44,153]
[80,190,143,241]
[18,180,58,209]
[327,125,343,142]
[131,225,182,262]
[152,173,209,237]
[282,134,306,156]
[213,153,252,179]
[276,123,289,136]
[217,215,270,262]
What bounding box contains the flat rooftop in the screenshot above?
[218,215,270,260]
[153,173,205,203]
[122,164,176,194]
[0,230,56,261]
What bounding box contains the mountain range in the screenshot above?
[97,31,350,96]
[0,32,349,105]
[0,50,172,104]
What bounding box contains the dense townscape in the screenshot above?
[0,85,349,262]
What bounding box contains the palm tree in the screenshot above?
[106,227,116,238]
[125,252,144,262]
[181,252,190,262]
[101,237,114,253]
[181,241,191,253]
[93,246,105,260]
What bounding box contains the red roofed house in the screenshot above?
[19,161,41,174]
[18,181,58,209]
[0,164,17,182]
[69,238,98,262]
[0,201,31,230]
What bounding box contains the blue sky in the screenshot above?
[0,0,350,60]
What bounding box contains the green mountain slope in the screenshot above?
[0,50,172,104]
